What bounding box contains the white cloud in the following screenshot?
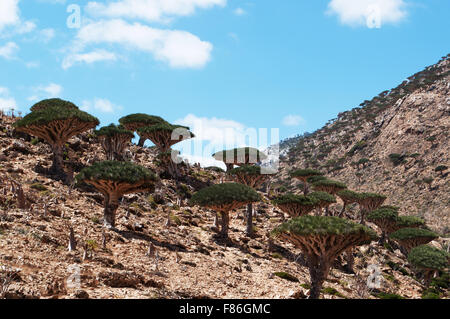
[282,115,305,126]
[0,0,20,31]
[81,98,122,113]
[0,86,18,112]
[86,0,226,23]
[0,42,19,59]
[327,0,407,28]
[28,83,63,102]
[69,19,213,69]
[62,50,117,69]
[233,7,246,16]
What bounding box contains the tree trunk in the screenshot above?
[246,203,253,237]
[360,209,366,225]
[138,136,146,147]
[213,212,219,228]
[307,256,329,299]
[303,182,309,195]
[345,248,355,273]
[104,193,119,228]
[50,143,65,176]
[220,211,229,238]
[424,270,434,288]
[378,231,386,245]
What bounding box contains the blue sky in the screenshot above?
[1,0,449,166]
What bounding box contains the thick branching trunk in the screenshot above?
[104,193,119,228]
[246,203,253,237]
[50,143,65,177]
[220,211,230,238]
[307,255,330,299]
[345,248,355,273]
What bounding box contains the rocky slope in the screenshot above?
[276,54,450,235]
[0,114,447,299]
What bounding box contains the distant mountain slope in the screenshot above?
[276,54,450,234]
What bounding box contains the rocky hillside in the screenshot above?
[0,114,447,299]
[276,54,450,235]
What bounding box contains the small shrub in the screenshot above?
[376,292,404,299]
[274,272,299,282]
[30,183,47,191]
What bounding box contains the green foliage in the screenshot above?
[212,147,267,163]
[390,228,438,241]
[357,192,387,202]
[336,190,360,202]
[312,179,347,190]
[30,183,47,191]
[376,292,404,299]
[14,104,99,128]
[272,193,318,206]
[272,215,377,239]
[308,191,337,205]
[119,113,167,127]
[347,140,367,156]
[138,122,193,137]
[421,288,440,299]
[408,245,448,271]
[30,98,78,112]
[273,272,299,282]
[321,287,345,298]
[431,272,449,290]
[290,169,323,179]
[94,123,134,138]
[367,207,399,221]
[76,161,158,184]
[396,216,426,228]
[190,183,260,208]
[435,165,448,173]
[389,153,407,166]
[306,175,327,184]
[228,165,264,176]
[204,166,225,173]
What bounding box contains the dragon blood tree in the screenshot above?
[308,191,336,216]
[355,192,387,225]
[190,183,260,239]
[119,113,168,147]
[408,245,449,288]
[138,123,194,177]
[227,165,271,237]
[94,124,134,161]
[312,179,347,195]
[394,215,427,231]
[367,207,399,244]
[272,194,319,218]
[213,147,267,171]
[272,216,376,299]
[13,99,99,180]
[290,169,324,195]
[76,161,159,228]
[389,228,439,254]
[336,190,360,217]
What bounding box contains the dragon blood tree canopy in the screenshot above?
[312,179,347,195]
[227,165,270,188]
[94,124,134,161]
[272,216,376,299]
[13,99,99,178]
[367,207,399,232]
[389,228,439,253]
[408,245,449,287]
[76,161,159,195]
[212,147,267,169]
[190,183,260,212]
[290,169,324,183]
[307,191,336,208]
[408,245,449,273]
[138,123,195,152]
[119,113,168,130]
[272,194,319,217]
[395,215,427,230]
[76,161,159,227]
[356,192,387,211]
[30,98,79,112]
[119,113,169,146]
[336,190,360,205]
